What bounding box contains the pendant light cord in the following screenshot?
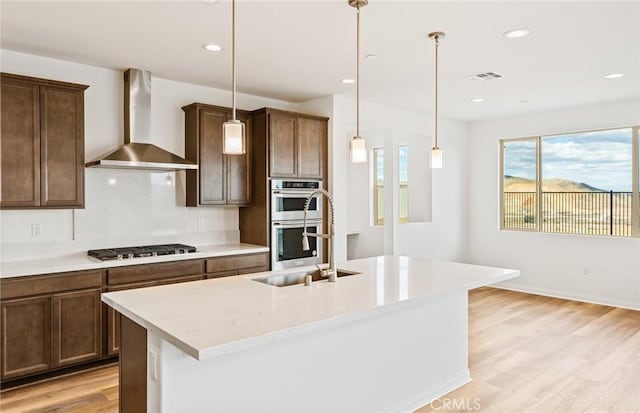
[434,34,439,149]
[356,6,360,138]
[231,0,237,120]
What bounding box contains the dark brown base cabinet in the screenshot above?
[0,73,88,209]
[0,270,103,381]
[0,253,269,384]
[0,296,52,379]
[53,289,102,367]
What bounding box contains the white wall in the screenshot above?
[394,116,469,262]
[468,99,640,309]
[0,50,297,261]
[303,94,469,263]
[345,128,388,260]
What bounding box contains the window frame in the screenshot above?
[633,126,639,237]
[499,136,540,233]
[398,144,409,224]
[500,126,639,238]
[373,147,384,226]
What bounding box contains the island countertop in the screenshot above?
[102,255,519,360]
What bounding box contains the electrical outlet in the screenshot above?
[31,224,41,238]
[198,218,205,230]
[583,266,590,276]
[149,349,158,382]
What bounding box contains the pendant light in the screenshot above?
[428,31,445,169]
[222,0,245,155]
[349,0,368,163]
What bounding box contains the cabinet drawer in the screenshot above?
[205,270,238,279]
[107,260,203,285]
[237,265,269,275]
[1,270,103,300]
[205,253,268,273]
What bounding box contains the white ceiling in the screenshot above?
[1,1,638,121]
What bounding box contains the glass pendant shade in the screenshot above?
[222,119,246,155]
[430,147,443,169]
[350,136,367,163]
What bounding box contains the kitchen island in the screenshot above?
[102,255,519,412]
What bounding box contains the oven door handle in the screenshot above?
[272,190,320,196]
[272,221,321,228]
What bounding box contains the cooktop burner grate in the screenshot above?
[87,243,196,261]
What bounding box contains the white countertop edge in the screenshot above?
[102,294,202,359]
[103,267,520,361]
[0,244,270,278]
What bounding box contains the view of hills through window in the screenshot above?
[502,128,635,236]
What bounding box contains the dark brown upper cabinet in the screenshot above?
[239,109,328,248]
[1,73,88,209]
[262,109,327,179]
[269,112,297,177]
[183,103,251,207]
[296,116,326,179]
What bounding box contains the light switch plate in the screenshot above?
[31,224,41,238]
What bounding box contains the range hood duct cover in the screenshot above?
[85,69,197,171]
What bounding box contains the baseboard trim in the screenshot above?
[386,369,471,412]
[490,283,640,311]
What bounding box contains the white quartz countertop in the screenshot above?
[0,243,269,278]
[102,255,519,360]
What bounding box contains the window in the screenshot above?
[502,138,538,230]
[373,147,384,225]
[399,145,409,224]
[501,127,639,237]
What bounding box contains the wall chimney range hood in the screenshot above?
[86,69,197,171]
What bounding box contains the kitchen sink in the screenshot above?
[253,269,360,287]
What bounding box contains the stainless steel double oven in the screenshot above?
[270,179,323,270]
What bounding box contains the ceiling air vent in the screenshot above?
[467,71,504,80]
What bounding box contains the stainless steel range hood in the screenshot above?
[86,69,197,171]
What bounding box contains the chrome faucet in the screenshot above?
[302,189,336,282]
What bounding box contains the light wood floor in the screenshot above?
[1,287,638,413]
[0,364,118,413]
[417,287,640,413]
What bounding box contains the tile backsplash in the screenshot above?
[0,169,239,261]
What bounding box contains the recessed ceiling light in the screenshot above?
[520,99,529,104]
[201,0,217,4]
[471,98,484,103]
[365,54,377,59]
[503,28,531,39]
[203,44,222,52]
[604,73,624,79]
[341,78,355,84]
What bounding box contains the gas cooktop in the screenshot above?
[87,243,197,261]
